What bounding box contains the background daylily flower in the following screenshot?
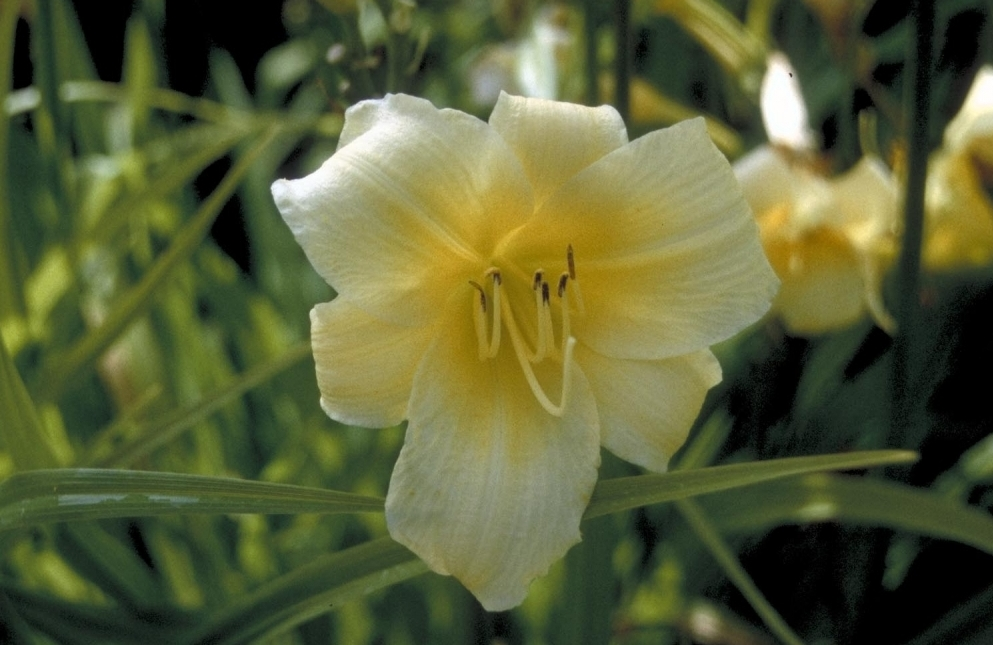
[735,147,898,335]
[736,52,897,335]
[272,92,777,610]
[923,65,993,270]
[467,4,581,107]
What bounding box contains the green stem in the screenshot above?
[890,0,933,455]
[613,0,630,123]
[583,0,599,106]
[0,0,22,320]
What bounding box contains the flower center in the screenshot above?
[468,245,584,417]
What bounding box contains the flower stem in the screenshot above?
[583,0,598,106]
[890,0,934,455]
[613,0,630,124]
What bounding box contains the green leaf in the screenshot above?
[121,16,157,143]
[0,332,59,470]
[0,469,384,533]
[677,499,804,645]
[1,580,194,645]
[89,122,252,246]
[584,450,917,519]
[86,343,312,467]
[700,473,993,556]
[0,0,23,321]
[185,537,426,645]
[33,126,283,402]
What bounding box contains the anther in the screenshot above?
[557,273,569,298]
[486,267,502,285]
[532,270,544,291]
[541,282,550,304]
[468,280,486,312]
[567,245,576,280]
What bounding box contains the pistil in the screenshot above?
[466,246,580,417]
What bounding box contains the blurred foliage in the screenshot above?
[1,0,993,643]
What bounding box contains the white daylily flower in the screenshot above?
[273,92,777,610]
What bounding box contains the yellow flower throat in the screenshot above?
[468,245,583,418]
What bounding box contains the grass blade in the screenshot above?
[185,537,426,645]
[0,468,384,532]
[678,499,805,645]
[33,126,282,402]
[87,343,312,467]
[584,450,917,519]
[701,473,993,555]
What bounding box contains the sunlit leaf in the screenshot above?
[0,469,384,532]
[87,343,312,467]
[33,127,284,402]
[0,334,58,471]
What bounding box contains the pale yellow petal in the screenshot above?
[733,145,797,217]
[386,299,600,611]
[832,155,899,249]
[944,65,993,157]
[500,117,778,360]
[310,299,437,428]
[577,346,721,472]
[764,228,866,334]
[489,92,628,208]
[272,94,533,326]
[924,151,993,269]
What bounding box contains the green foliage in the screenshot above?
[2,0,992,643]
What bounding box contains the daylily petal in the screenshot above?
[944,65,993,158]
[577,346,721,472]
[311,299,437,428]
[489,92,628,208]
[763,226,866,334]
[733,145,797,217]
[273,94,533,326]
[924,151,993,269]
[500,117,778,360]
[386,300,600,611]
[832,156,899,249]
[760,52,815,150]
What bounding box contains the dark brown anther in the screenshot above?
[557,273,569,298]
[485,267,502,285]
[541,281,550,304]
[567,245,576,279]
[533,270,544,290]
[469,280,487,312]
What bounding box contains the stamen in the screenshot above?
[558,272,571,357]
[469,281,488,360]
[529,270,558,363]
[536,281,555,362]
[566,245,585,314]
[486,270,502,358]
[469,272,503,360]
[468,280,486,311]
[503,304,575,417]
